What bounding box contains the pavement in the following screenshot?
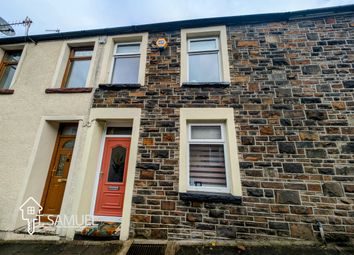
[0,240,122,255]
[0,239,354,255]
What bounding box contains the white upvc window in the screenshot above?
[187,123,230,193]
[187,37,221,83]
[111,42,141,84]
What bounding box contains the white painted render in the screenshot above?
[0,33,147,241]
[0,37,101,237]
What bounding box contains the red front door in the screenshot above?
[94,138,131,217]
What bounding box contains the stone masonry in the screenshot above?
[93,14,354,241]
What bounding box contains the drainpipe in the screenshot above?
[316,221,326,244]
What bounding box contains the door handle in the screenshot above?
[58,178,67,183]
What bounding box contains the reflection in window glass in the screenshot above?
[107,146,126,182]
[191,126,222,140]
[189,53,219,82]
[55,154,67,176]
[116,44,140,54]
[74,49,93,57]
[0,65,16,89]
[189,39,217,51]
[61,125,78,135]
[106,127,132,135]
[0,50,22,89]
[65,60,91,88]
[111,56,140,84]
[62,140,75,149]
[63,47,93,88]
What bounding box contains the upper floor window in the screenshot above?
[0,50,22,89]
[180,26,230,85]
[188,38,220,82]
[62,47,93,88]
[111,43,140,84]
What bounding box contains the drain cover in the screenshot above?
[127,244,166,255]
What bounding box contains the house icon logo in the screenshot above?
[19,196,43,235]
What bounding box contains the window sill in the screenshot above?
[0,89,14,94]
[182,82,230,87]
[99,83,141,90]
[45,87,93,94]
[179,192,242,205]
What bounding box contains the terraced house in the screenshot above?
[0,4,353,244]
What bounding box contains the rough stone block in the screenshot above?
[132,196,145,204]
[344,185,354,193]
[306,33,319,40]
[140,170,155,179]
[209,210,225,218]
[260,126,273,135]
[247,188,264,197]
[305,110,328,121]
[152,150,169,158]
[275,190,301,205]
[341,142,354,154]
[306,149,327,158]
[290,224,314,239]
[273,58,289,66]
[161,201,176,210]
[283,163,304,173]
[216,226,237,238]
[278,142,297,154]
[302,65,321,75]
[290,206,313,215]
[322,182,344,197]
[343,80,354,88]
[336,166,354,175]
[151,229,167,239]
[136,163,160,170]
[163,133,175,142]
[269,222,289,230]
[186,213,202,222]
[237,40,258,47]
[299,131,319,141]
[241,136,255,145]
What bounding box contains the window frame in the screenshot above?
[187,123,230,193]
[61,46,94,88]
[110,42,141,84]
[179,108,242,196]
[180,26,230,85]
[0,50,22,89]
[187,37,222,83]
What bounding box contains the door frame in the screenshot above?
[90,123,132,222]
[40,123,77,215]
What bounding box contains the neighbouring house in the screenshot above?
[0,5,353,243]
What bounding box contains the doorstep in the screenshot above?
[74,222,120,240]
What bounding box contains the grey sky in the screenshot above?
[1,0,354,37]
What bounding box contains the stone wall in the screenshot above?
[93,14,354,241]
